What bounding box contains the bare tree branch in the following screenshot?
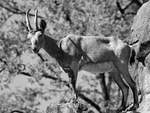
[78,92,102,113]
[133,0,142,6]
[124,0,135,10]
[0,3,43,18]
[116,0,125,14]
[42,73,71,88]
[10,110,24,113]
[116,0,141,16]
[0,57,7,65]
[37,53,46,62]
[18,71,32,77]
[18,71,71,88]
[0,67,5,73]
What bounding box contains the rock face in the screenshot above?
[46,101,88,113]
[131,1,150,113]
[131,1,150,43]
[136,62,150,113]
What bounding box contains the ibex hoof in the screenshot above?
[116,106,126,113]
[78,103,88,111]
[129,103,139,111]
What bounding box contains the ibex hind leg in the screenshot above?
[114,61,139,111]
[110,68,129,112]
[68,69,78,99]
[97,73,110,101]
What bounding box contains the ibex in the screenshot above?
[26,9,139,112]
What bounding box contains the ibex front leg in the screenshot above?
[68,61,79,100]
[68,69,78,98]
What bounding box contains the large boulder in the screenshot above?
[131,1,150,43]
[46,100,89,113]
[131,1,150,113]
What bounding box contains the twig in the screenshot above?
[133,0,142,6]
[37,53,46,62]
[0,67,5,72]
[18,71,71,88]
[0,58,7,65]
[124,0,135,11]
[116,0,139,16]
[10,110,24,113]
[116,0,125,14]
[18,71,32,77]
[78,92,102,113]
[0,3,43,18]
[42,73,71,88]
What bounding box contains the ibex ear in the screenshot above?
[40,19,47,32]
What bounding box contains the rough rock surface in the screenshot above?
[130,1,150,113]
[131,1,150,43]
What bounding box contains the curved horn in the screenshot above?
[34,9,39,30]
[26,9,32,31]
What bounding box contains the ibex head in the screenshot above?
[26,9,47,53]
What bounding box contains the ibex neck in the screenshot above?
[42,35,62,60]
